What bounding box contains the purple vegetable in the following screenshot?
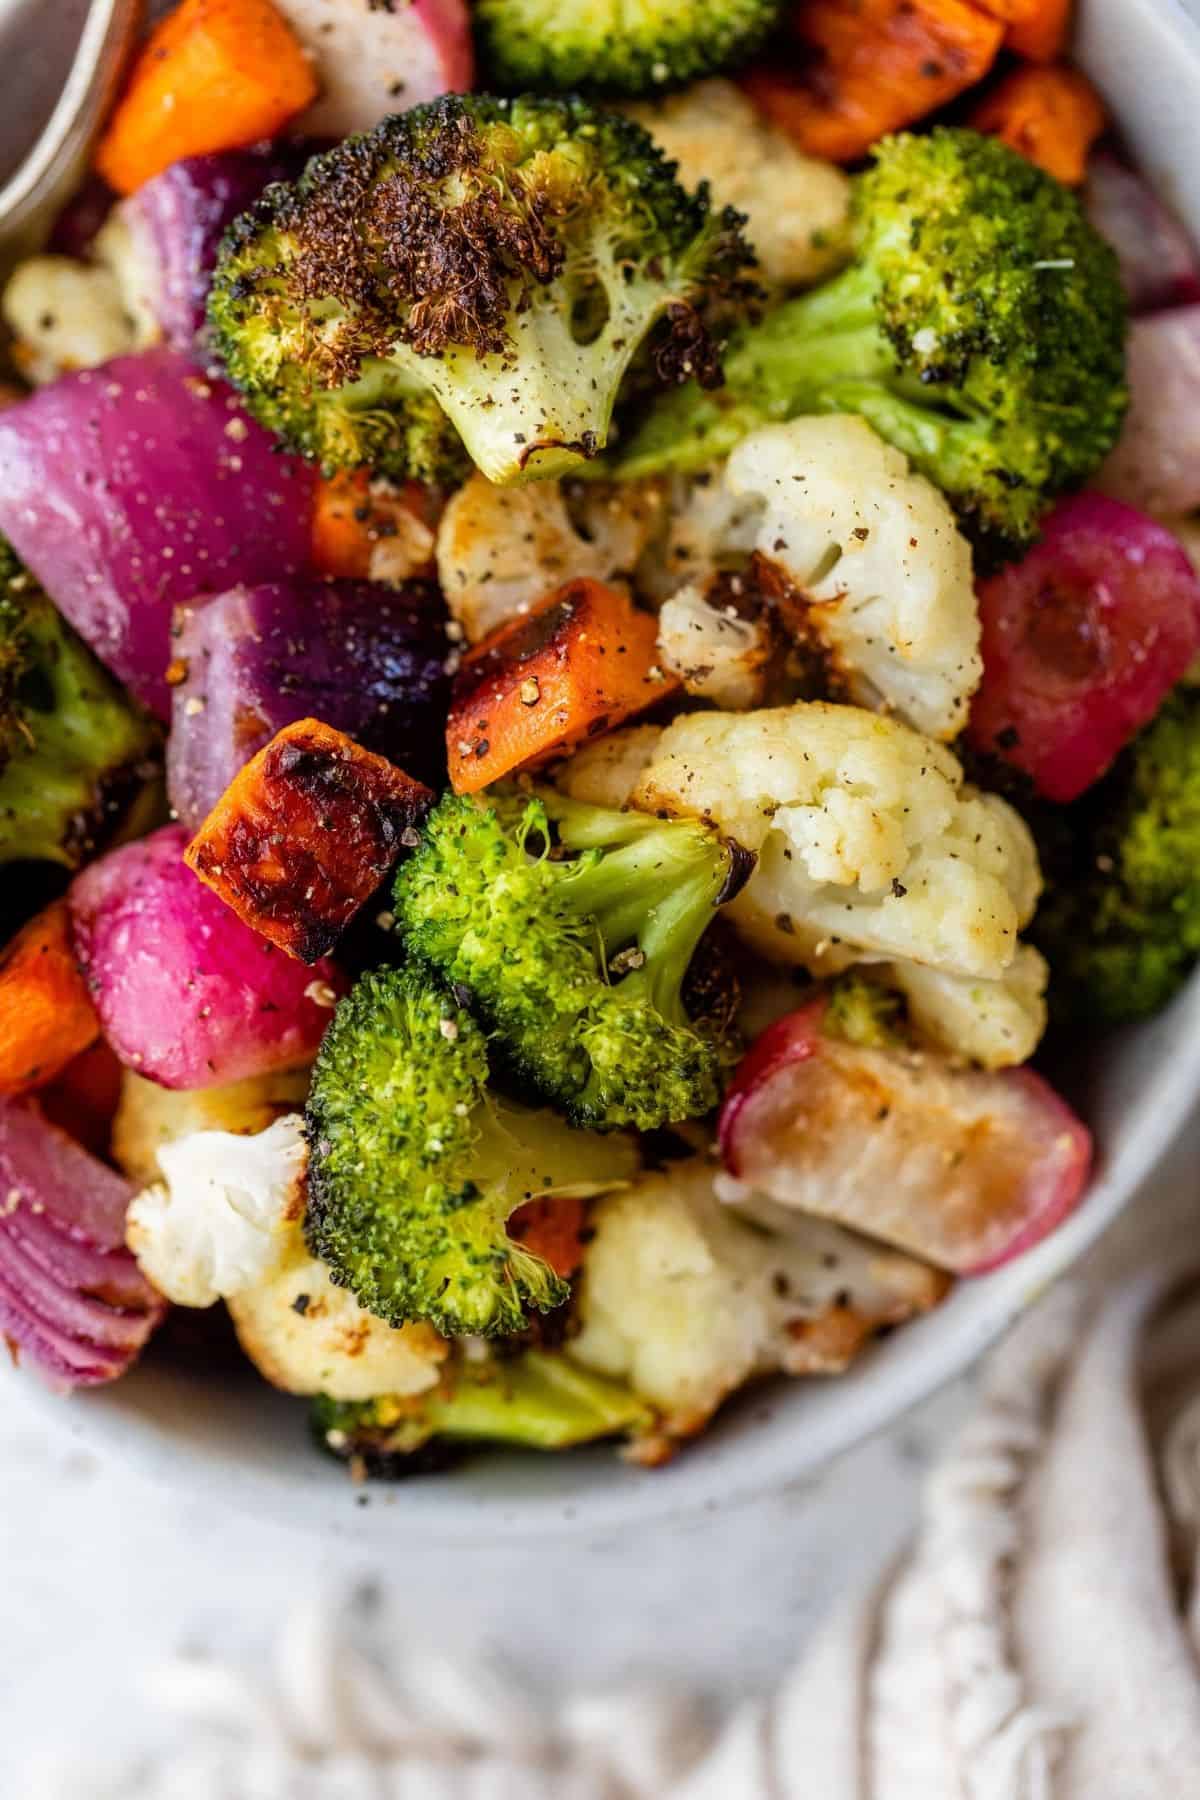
[1096,307,1200,516]
[0,349,317,719]
[116,146,309,355]
[48,172,117,260]
[1084,152,1200,314]
[168,577,450,831]
[0,1100,164,1389]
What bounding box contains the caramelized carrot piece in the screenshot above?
[742,0,1003,164]
[970,64,1106,184]
[310,472,440,582]
[507,1196,589,1280]
[95,0,318,196]
[186,719,434,963]
[0,901,99,1096]
[1006,0,1073,62]
[447,578,678,795]
[39,1039,124,1158]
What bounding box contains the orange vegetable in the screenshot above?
[447,578,678,795]
[95,0,318,196]
[0,901,99,1097]
[507,1196,589,1281]
[742,0,1003,164]
[1006,0,1073,62]
[186,718,434,963]
[39,1039,124,1158]
[970,63,1105,185]
[311,472,441,583]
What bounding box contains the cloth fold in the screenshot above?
[25,1258,1200,1799]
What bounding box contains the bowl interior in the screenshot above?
[12,0,1200,1542]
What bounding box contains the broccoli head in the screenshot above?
[474,0,781,98]
[305,965,637,1336]
[1032,691,1200,1024]
[209,93,752,487]
[0,541,157,868]
[615,127,1128,562]
[392,786,753,1131]
[311,1348,653,1474]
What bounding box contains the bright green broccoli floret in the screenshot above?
[311,1350,652,1473]
[209,93,752,486]
[392,788,751,1131]
[474,0,781,97]
[615,127,1127,562]
[305,965,636,1336]
[0,543,157,868]
[1032,692,1200,1023]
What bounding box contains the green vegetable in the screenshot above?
[824,973,906,1050]
[1033,692,1200,1023]
[304,965,636,1336]
[208,93,751,486]
[0,542,157,868]
[614,127,1127,563]
[312,1350,653,1471]
[392,787,751,1131]
[474,0,781,98]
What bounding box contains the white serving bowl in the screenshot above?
[15,0,1200,1542]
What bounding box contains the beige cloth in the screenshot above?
[25,1264,1200,1799]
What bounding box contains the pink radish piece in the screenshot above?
[0,1100,164,1388]
[69,825,345,1090]
[272,0,473,139]
[1084,152,1200,314]
[718,999,1092,1274]
[1096,308,1200,516]
[967,494,1200,803]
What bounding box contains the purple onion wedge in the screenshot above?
[0,350,317,719]
[168,577,450,831]
[0,1100,164,1389]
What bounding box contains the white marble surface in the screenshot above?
[1,1117,1196,1783]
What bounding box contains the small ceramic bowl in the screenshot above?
[14,0,1200,1543]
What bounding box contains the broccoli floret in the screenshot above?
[0,543,157,868]
[305,965,636,1336]
[209,94,752,487]
[824,972,906,1049]
[474,0,781,98]
[1032,692,1200,1024]
[311,1348,653,1473]
[614,127,1127,562]
[393,788,752,1131]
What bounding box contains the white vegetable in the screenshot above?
[269,0,469,140]
[657,582,773,710]
[632,703,1041,981]
[112,1067,312,1190]
[624,80,851,291]
[555,724,664,810]
[887,945,1049,1070]
[635,469,761,604]
[724,417,982,740]
[571,1159,945,1437]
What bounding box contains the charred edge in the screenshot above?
[652,303,724,392]
[452,588,583,707]
[516,430,599,469]
[714,837,757,908]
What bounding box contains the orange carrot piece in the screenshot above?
[39,1039,124,1158]
[310,472,440,582]
[742,0,1003,164]
[1006,0,1073,62]
[186,718,434,963]
[0,901,99,1097]
[447,578,678,795]
[311,472,374,580]
[970,63,1105,185]
[507,1196,589,1280]
[95,0,318,196]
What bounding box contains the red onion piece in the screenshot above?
[0,350,317,719]
[69,825,345,1090]
[718,1000,1092,1275]
[1084,152,1200,314]
[168,577,449,832]
[967,494,1200,802]
[1095,307,1200,516]
[0,1100,164,1389]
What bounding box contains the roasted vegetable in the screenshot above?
[970,63,1106,186]
[474,0,781,96]
[0,901,99,1096]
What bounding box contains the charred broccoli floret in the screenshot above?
[209,93,752,486]
[305,965,636,1336]
[1033,691,1200,1023]
[474,0,781,98]
[311,1349,652,1473]
[615,127,1127,561]
[0,542,157,867]
[392,787,752,1131]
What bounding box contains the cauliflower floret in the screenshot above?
[571,1159,946,1441]
[632,703,1041,981]
[887,945,1049,1069]
[554,723,664,810]
[724,417,982,740]
[112,1067,312,1189]
[657,582,774,710]
[635,469,762,604]
[624,80,850,291]
[437,471,664,643]
[1,214,160,385]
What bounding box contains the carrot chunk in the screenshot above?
[95,0,318,196]
[311,472,440,583]
[970,64,1105,185]
[0,901,100,1096]
[507,1195,589,1280]
[39,1039,124,1158]
[742,0,1003,164]
[1005,0,1073,63]
[186,719,434,964]
[446,578,677,795]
